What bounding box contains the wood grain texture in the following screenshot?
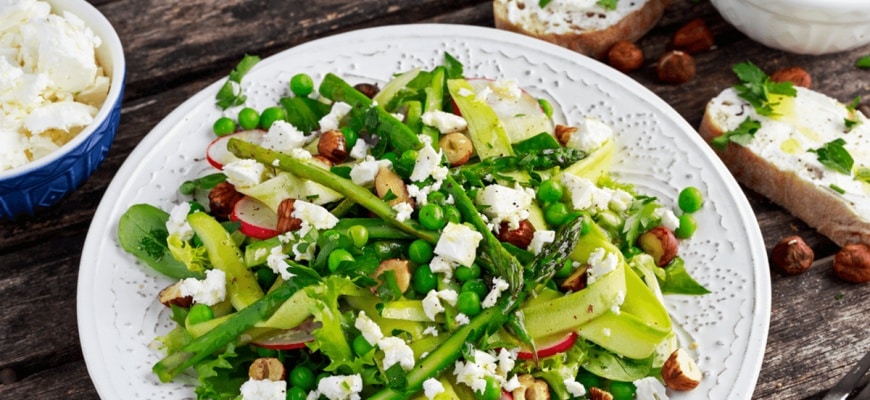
[1,0,868,399]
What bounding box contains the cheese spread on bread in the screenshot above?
[500,0,645,35]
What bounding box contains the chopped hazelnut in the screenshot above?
[661,348,702,391]
[317,129,348,163]
[158,281,192,308]
[637,226,679,266]
[248,358,286,381]
[497,219,536,249]
[208,181,245,220]
[276,198,303,233]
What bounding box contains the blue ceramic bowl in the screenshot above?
[0,0,126,218]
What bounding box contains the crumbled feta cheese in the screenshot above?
[586,247,619,284]
[503,375,522,392]
[528,229,555,255]
[267,246,294,280]
[318,101,352,131]
[166,202,194,241]
[609,188,634,212]
[455,313,470,325]
[421,110,467,134]
[633,377,670,400]
[453,350,499,394]
[428,255,456,280]
[422,326,439,337]
[475,184,533,230]
[481,277,510,309]
[24,101,96,135]
[422,290,446,321]
[392,201,414,222]
[611,290,626,315]
[354,311,383,345]
[292,200,339,229]
[350,156,390,186]
[560,173,611,212]
[655,207,681,231]
[436,289,458,306]
[434,222,483,267]
[239,378,287,400]
[348,137,369,159]
[223,159,266,188]
[410,141,447,182]
[564,117,613,153]
[564,378,587,397]
[378,336,415,371]
[422,378,445,400]
[497,348,517,376]
[317,374,363,400]
[260,120,306,153]
[179,269,226,306]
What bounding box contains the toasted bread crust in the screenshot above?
[493,0,672,59]
[698,107,870,247]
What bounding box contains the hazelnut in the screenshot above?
[497,219,536,249]
[158,281,192,308]
[770,66,812,89]
[607,41,644,73]
[248,358,286,381]
[832,243,870,283]
[770,235,814,275]
[661,348,702,391]
[373,258,412,294]
[589,387,614,400]
[672,18,715,54]
[512,374,550,400]
[354,82,380,99]
[374,167,414,207]
[276,198,303,233]
[208,181,245,220]
[656,50,696,84]
[317,129,348,163]
[438,132,474,166]
[554,124,578,146]
[560,264,588,292]
[637,226,679,267]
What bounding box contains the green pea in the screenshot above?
[609,381,637,400]
[443,205,462,224]
[418,203,447,230]
[460,279,487,299]
[380,151,398,164]
[212,116,236,136]
[457,291,482,316]
[675,213,697,239]
[341,126,358,149]
[408,239,434,264]
[538,98,554,119]
[347,225,369,247]
[259,106,287,130]
[289,365,316,391]
[328,249,354,272]
[412,264,437,293]
[481,376,501,400]
[454,263,480,282]
[678,186,704,213]
[576,369,602,391]
[352,334,374,356]
[287,386,308,400]
[426,191,447,205]
[544,202,570,226]
[237,107,260,130]
[290,73,314,97]
[554,259,574,279]
[187,303,214,325]
[537,179,564,203]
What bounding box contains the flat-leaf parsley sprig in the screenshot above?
[732,61,796,117]
[216,54,261,110]
[711,116,761,151]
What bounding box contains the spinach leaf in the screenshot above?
[118,204,202,279]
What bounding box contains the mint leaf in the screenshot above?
[711,117,761,150]
[732,61,796,116]
[216,54,261,110]
[809,138,853,175]
[597,0,618,10]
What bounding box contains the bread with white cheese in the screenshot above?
[493,0,672,58]
[699,87,870,247]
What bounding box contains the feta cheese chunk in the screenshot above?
[291,200,339,230]
[267,246,293,280]
[564,378,587,397]
[239,378,287,400]
[421,110,467,134]
[166,202,194,241]
[24,101,96,134]
[422,378,445,400]
[586,247,619,285]
[476,184,533,230]
[378,336,415,371]
[434,222,483,267]
[481,277,510,309]
[560,173,611,212]
[350,156,391,186]
[410,141,448,182]
[528,229,555,255]
[179,269,227,306]
[354,311,383,345]
[655,207,681,231]
[223,159,267,188]
[633,377,670,400]
[392,201,414,222]
[318,101,352,131]
[317,374,363,400]
[563,116,613,153]
[260,120,306,153]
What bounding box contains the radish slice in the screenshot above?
[466,78,554,144]
[206,130,265,170]
[251,319,320,350]
[500,390,514,400]
[516,331,578,360]
[231,196,279,239]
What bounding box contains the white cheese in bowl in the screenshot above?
[0,0,110,171]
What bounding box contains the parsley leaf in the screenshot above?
[539,0,552,7]
[732,61,796,116]
[856,55,870,69]
[216,54,261,110]
[711,117,761,150]
[845,96,862,131]
[809,138,854,175]
[597,0,618,10]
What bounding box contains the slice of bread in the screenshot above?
[493,0,672,58]
[699,87,870,247]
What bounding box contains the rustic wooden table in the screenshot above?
[1,0,868,398]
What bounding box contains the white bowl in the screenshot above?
[710,0,870,55]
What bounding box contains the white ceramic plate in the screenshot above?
[78,24,770,399]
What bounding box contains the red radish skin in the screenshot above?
[206,130,265,170]
[251,320,320,350]
[516,331,578,360]
[231,196,279,239]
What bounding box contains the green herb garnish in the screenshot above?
[711,117,761,150]
[829,184,846,194]
[538,0,552,7]
[845,96,862,131]
[856,167,870,183]
[809,138,853,175]
[732,61,796,116]
[179,173,227,195]
[216,54,261,110]
[597,0,618,10]
[856,56,870,69]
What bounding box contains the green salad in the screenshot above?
[118,52,710,400]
